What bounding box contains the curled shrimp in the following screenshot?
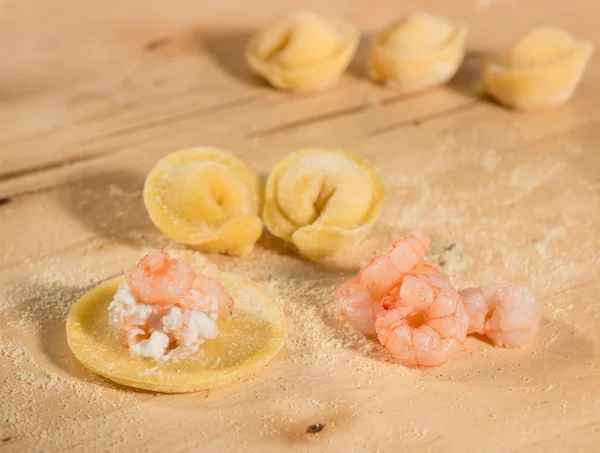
[333,278,384,335]
[186,273,235,318]
[333,261,446,335]
[334,229,432,334]
[125,251,196,306]
[375,273,469,367]
[125,251,235,315]
[411,261,448,280]
[459,282,541,348]
[357,229,430,299]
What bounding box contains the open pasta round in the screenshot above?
[263,149,386,260]
[66,271,286,393]
[245,10,359,92]
[483,27,594,111]
[368,11,468,93]
[144,147,264,256]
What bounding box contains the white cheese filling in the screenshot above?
[108,282,219,361]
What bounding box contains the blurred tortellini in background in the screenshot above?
[483,27,594,111]
[368,11,468,93]
[245,10,359,92]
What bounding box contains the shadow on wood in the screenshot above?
[60,169,169,249]
[447,50,489,98]
[257,230,302,261]
[430,317,594,385]
[346,33,373,82]
[200,30,270,88]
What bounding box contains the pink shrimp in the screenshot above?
[375,273,469,367]
[333,278,386,334]
[412,261,449,281]
[459,282,541,348]
[186,273,235,318]
[334,229,432,334]
[333,260,446,335]
[125,251,196,306]
[357,229,430,299]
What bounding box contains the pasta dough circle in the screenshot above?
[263,149,385,260]
[368,12,468,93]
[66,271,286,393]
[245,10,359,92]
[483,27,594,111]
[144,148,263,256]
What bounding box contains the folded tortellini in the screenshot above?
[144,147,263,256]
[368,11,468,93]
[483,27,594,111]
[245,10,359,92]
[263,149,385,260]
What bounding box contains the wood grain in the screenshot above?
[1,0,599,452]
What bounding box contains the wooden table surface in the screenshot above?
[1,0,599,451]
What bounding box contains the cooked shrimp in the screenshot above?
[333,260,445,335]
[459,282,541,348]
[334,229,432,334]
[186,273,235,318]
[375,273,469,367]
[412,261,448,280]
[333,278,384,335]
[357,229,430,299]
[125,251,196,306]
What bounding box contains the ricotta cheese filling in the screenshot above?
[108,282,219,361]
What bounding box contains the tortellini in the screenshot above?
[368,11,468,93]
[263,149,386,260]
[245,10,359,92]
[144,147,263,256]
[483,27,594,111]
[66,271,287,393]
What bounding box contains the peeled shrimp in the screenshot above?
[334,229,431,334]
[125,251,196,306]
[333,278,385,335]
[375,273,469,367]
[357,229,430,299]
[125,251,235,315]
[186,274,235,319]
[459,282,541,348]
[411,261,449,281]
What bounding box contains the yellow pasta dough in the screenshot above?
[483,28,594,111]
[144,147,263,256]
[245,10,359,92]
[368,11,468,93]
[66,271,286,393]
[263,149,385,260]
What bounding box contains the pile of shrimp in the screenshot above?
[110,251,235,359]
[334,229,541,367]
